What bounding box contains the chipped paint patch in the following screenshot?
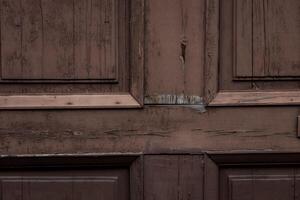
[144,94,206,112]
[145,94,203,105]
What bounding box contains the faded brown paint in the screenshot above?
[1,0,117,80]
[145,0,205,97]
[0,106,299,154]
[0,0,299,199]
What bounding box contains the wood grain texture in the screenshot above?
[0,155,138,200]
[234,0,300,79]
[0,106,300,154]
[221,168,295,200]
[204,155,218,200]
[145,0,205,99]
[130,156,143,200]
[207,0,300,106]
[204,0,219,104]
[210,91,300,106]
[0,176,123,200]
[234,0,253,77]
[0,94,141,109]
[144,155,203,200]
[130,0,144,105]
[1,0,118,81]
[0,0,144,109]
[207,153,300,200]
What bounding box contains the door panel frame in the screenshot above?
[204,152,300,200]
[0,0,144,109]
[0,154,143,200]
[204,0,300,106]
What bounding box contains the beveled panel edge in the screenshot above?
[209,91,300,106]
[0,93,141,109]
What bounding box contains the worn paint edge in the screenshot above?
[144,94,206,112]
[144,94,204,105]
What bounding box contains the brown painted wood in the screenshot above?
[0,155,142,200]
[298,116,300,138]
[145,0,205,99]
[1,106,300,154]
[0,0,144,109]
[0,171,128,200]
[204,155,219,200]
[233,0,300,79]
[206,153,300,200]
[234,0,253,77]
[204,0,220,103]
[0,0,299,199]
[144,155,204,200]
[221,168,295,200]
[206,0,300,106]
[1,0,117,80]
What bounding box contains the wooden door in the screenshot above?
[0,0,299,199]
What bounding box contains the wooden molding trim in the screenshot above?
[209,91,300,106]
[130,0,145,106]
[207,152,300,165]
[0,94,141,109]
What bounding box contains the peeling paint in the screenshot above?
[145,94,203,105]
[144,94,206,112]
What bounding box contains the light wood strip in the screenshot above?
[210,91,300,106]
[0,94,140,109]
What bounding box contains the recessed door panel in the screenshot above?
[0,169,129,200]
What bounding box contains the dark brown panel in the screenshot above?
[144,155,203,200]
[206,0,300,106]
[206,153,300,200]
[0,0,144,109]
[0,155,143,200]
[1,0,118,81]
[220,168,295,200]
[295,172,300,200]
[234,0,300,79]
[0,170,128,200]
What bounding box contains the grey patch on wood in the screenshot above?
[144,94,206,112]
[145,94,203,104]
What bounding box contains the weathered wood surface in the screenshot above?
[0,94,140,109]
[1,0,118,80]
[234,0,300,79]
[206,0,300,106]
[207,153,300,200]
[0,106,299,154]
[220,168,296,200]
[210,91,300,106]
[144,155,203,200]
[145,0,205,98]
[0,0,298,155]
